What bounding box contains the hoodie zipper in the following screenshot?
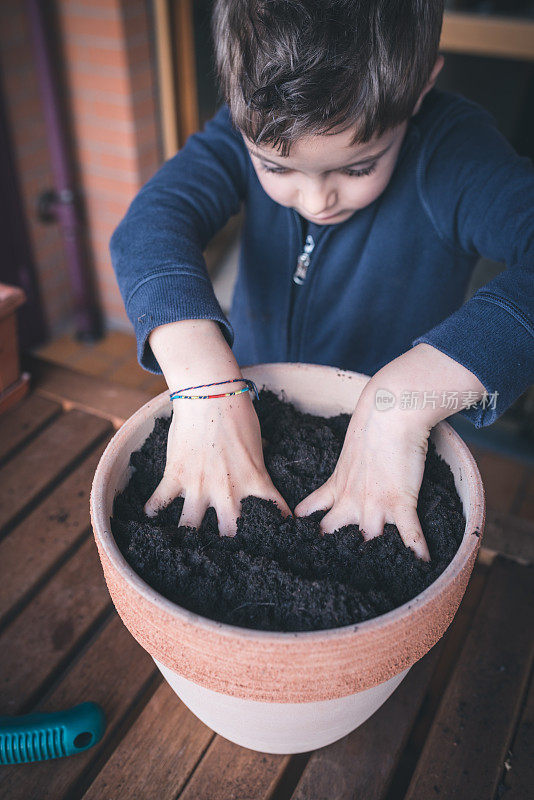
[293,233,316,284]
[286,211,316,359]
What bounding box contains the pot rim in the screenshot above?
[90,362,485,644]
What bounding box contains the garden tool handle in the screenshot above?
[0,702,105,764]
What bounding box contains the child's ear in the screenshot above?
[411,54,445,117]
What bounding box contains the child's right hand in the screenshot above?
[144,379,292,536]
[144,318,291,535]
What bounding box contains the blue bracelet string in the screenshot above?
[169,377,259,402]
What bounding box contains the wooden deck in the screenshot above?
[0,358,532,799]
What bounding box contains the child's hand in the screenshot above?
[144,319,292,535]
[294,381,431,561]
[144,390,292,535]
[293,342,486,561]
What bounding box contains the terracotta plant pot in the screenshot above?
[90,363,485,754]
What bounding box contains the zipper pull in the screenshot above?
[293,234,315,285]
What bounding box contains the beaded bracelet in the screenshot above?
[169,377,259,402]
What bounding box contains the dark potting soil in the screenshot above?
[111,388,466,632]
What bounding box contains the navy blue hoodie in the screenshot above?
[110,88,534,428]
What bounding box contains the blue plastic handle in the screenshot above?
[0,702,106,764]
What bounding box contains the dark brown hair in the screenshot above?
[211,0,444,155]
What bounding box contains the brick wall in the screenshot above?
[0,0,161,338]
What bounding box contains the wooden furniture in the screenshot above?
[153,0,198,161]
[0,282,30,415]
[0,358,532,799]
[441,11,534,61]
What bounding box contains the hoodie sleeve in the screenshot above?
[412,98,534,428]
[109,104,248,373]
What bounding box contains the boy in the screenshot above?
[110,0,534,562]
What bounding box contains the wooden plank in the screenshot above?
[109,353,154,390]
[82,682,213,800]
[0,372,30,416]
[482,511,534,565]
[517,473,534,522]
[474,450,527,515]
[441,12,534,61]
[0,313,20,390]
[0,408,111,533]
[34,330,135,369]
[405,557,534,800]
[381,564,489,798]
[0,438,111,628]
[32,332,88,367]
[24,355,152,427]
[476,547,495,567]
[0,615,157,800]
[153,0,179,159]
[173,0,199,147]
[139,374,168,396]
[0,393,60,463]
[291,645,443,800]
[0,537,112,715]
[66,349,117,378]
[291,563,489,800]
[177,736,290,800]
[499,664,534,798]
[90,330,136,362]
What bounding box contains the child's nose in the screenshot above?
[299,181,337,217]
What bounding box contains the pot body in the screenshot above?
[155,657,411,753]
[90,363,485,753]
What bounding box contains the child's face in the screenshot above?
[242,120,409,225]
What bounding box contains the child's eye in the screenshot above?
[341,163,377,177]
[260,164,288,174]
[259,163,378,177]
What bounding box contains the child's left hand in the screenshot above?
[294,344,487,562]
[294,380,432,561]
